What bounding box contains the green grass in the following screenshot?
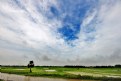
[0,66,121,81]
[0,79,4,81]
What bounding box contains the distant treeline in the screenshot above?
[64,64,121,68]
[0,64,121,68]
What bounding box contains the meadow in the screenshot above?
[0,66,121,81]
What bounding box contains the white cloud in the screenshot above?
[0,0,63,47]
[0,0,121,65]
[82,9,97,27]
[72,1,121,65]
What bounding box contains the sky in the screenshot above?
[0,0,121,66]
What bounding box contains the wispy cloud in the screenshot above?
[0,0,121,65]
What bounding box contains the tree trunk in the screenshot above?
[30,68,32,73]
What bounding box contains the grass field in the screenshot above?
[0,79,4,81]
[0,66,121,81]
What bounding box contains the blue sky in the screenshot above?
[0,0,121,65]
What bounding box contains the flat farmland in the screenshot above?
[0,66,121,80]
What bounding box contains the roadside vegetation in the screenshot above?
[0,66,121,81]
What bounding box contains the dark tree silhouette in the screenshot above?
[28,61,34,72]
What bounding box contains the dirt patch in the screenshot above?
[44,70,56,72]
[67,72,121,78]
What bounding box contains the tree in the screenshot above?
[28,61,34,72]
[115,64,121,68]
[0,65,1,72]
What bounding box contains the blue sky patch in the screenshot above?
[58,23,80,41]
[50,6,59,17]
[56,0,98,42]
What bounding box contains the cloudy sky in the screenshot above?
[0,0,121,66]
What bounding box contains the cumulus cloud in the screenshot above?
[0,0,121,65]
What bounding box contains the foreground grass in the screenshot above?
[0,79,4,81]
[0,66,121,81]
